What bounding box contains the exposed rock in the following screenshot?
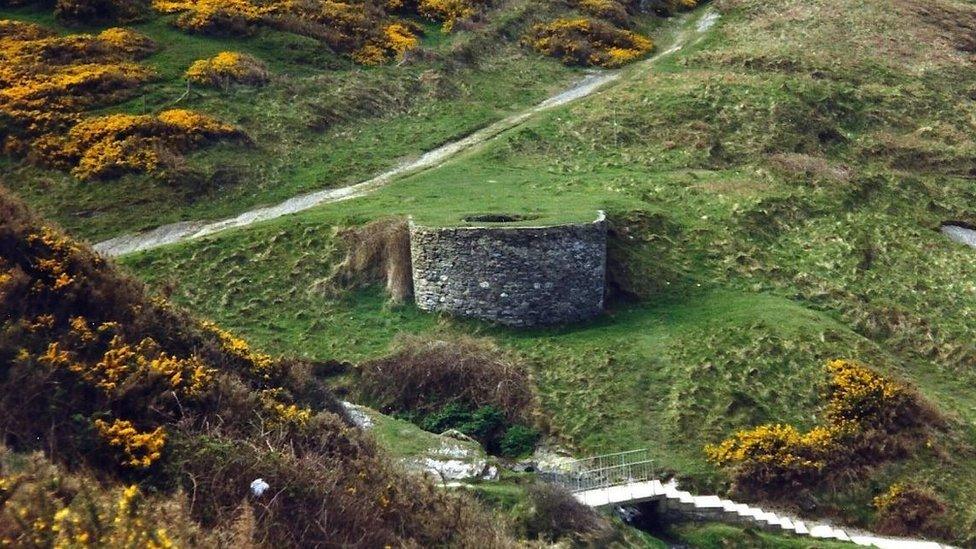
[340,401,374,429]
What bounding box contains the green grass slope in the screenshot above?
[0,1,589,241]
[85,0,976,544]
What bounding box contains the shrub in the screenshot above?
[418,0,484,32]
[94,419,168,468]
[823,358,917,430]
[0,20,166,169]
[0,189,516,547]
[873,483,949,538]
[54,0,149,24]
[97,27,157,58]
[517,483,618,545]
[359,334,538,423]
[705,424,836,492]
[361,336,541,456]
[499,424,541,458]
[153,0,263,35]
[705,359,939,497]
[576,0,629,26]
[352,20,421,64]
[186,51,269,87]
[33,109,248,180]
[0,451,212,547]
[524,17,652,68]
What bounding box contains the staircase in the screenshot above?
[543,449,956,549]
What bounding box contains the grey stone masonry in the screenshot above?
[409,212,607,327]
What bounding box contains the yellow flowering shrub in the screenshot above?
[705,424,836,488]
[872,483,906,511]
[154,0,263,35]
[872,482,948,537]
[352,21,420,64]
[418,0,481,31]
[153,0,419,64]
[0,20,155,162]
[34,109,246,180]
[94,419,167,468]
[97,27,157,58]
[576,0,628,25]
[54,0,149,24]
[706,359,935,495]
[186,50,270,86]
[260,389,313,429]
[0,453,201,547]
[381,21,419,57]
[60,334,214,396]
[824,358,911,429]
[200,319,282,380]
[524,17,653,68]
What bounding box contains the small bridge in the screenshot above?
[542,449,953,549]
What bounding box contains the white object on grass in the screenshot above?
[250,478,270,497]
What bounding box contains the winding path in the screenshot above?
[94,9,718,257]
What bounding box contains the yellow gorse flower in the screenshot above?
[94,419,167,468]
[706,359,913,480]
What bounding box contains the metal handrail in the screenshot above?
[542,449,655,493]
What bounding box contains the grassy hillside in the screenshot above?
[0,186,523,546]
[0,0,690,242]
[119,0,976,544]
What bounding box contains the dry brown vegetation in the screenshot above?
[0,188,513,546]
[324,217,413,303]
[517,483,619,545]
[872,483,950,539]
[359,334,538,425]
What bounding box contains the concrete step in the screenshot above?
[832,529,851,542]
[692,495,724,509]
[676,491,695,504]
[809,524,836,538]
[569,478,959,549]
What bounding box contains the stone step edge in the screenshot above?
[573,481,958,548]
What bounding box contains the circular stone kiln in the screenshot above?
[409,212,607,327]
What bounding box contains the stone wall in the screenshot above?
[409,213,607,327]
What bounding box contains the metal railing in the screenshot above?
[539,449,654,493]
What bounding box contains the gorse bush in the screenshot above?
[153,0,422,63]
[705,359,940,497]
[32,109,248,180]
[97,27,157,57]
[524,17,652,67]
[575,0,629,26]
[0,190,515,546]
[418,0,485,31]
[872,483,949,538]
[0,20,153,150]
[0,450,211,547]
[54,0,149,24]
[186,51,270,87]
[0,20,242,181]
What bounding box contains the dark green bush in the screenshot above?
[404,403,538,457]
[499,425,540,458]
